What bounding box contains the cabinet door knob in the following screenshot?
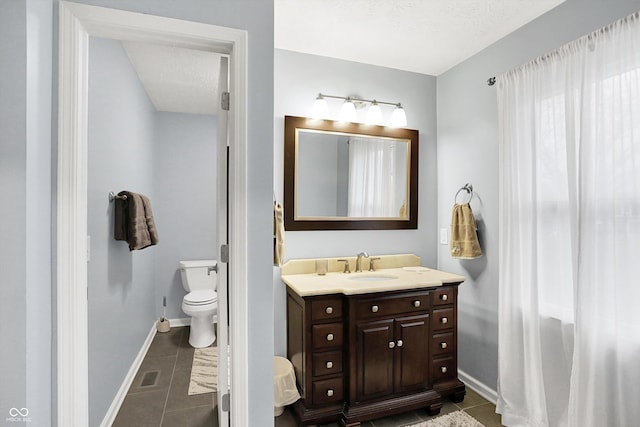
[441,294,448,301]
[371,305,379,313]
[440,342,448,349]
[441,366,448,374]
[327,389,334,397]
[326,361,333,369]
[388,341,395,349]
[325,306,333,314]
[396,339,403,347]
[326,333,334,341]
[413,300,420,308]
[441,317,448,324]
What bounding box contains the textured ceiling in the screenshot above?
[275,0,566,75]
[122,41,221,116]
[123,1,566,115]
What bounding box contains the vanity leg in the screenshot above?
[426,401,443,416]
[451,389,466,403]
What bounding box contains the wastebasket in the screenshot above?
[273,356,300,416]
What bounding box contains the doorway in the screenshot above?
[57,2,248,425]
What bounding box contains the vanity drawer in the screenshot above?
[312,350,343,377]
[431,332,454,357]
[432,356,456,382]
[432,307,455,331]
[353,292,429,320]
[312,323,344,350]
[312,377,344,405]
[432,287,455,306]
[311,297,343,322]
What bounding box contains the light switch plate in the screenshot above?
[440,228,448,245]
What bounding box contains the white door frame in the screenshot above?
[57,2,249,425]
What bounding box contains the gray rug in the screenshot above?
[406,410,485,427]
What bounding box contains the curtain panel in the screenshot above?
[497,11,640,427]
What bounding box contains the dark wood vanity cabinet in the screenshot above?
[286,284,465,426]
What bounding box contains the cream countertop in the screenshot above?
[281,266,466,297]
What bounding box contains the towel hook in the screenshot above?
[109,191,127,202]
[454,183,473,204]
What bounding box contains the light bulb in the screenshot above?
[339,99,357,122]
[366,101,383,125]
[312,95,329,120]
[391,104,407,127]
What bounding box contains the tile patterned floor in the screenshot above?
[275,388,504,427]
[112,326,218,427]
[114,326,502,427]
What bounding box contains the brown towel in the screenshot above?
[114,191,159,251]
[450,203,482,259]
[274,202,285,266]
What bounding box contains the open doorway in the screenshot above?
[57,2,248,425]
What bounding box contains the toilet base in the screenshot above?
[188,315,217,348]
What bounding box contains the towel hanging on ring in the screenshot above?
[450,203,482,259]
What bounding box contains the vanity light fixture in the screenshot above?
[311,93,408,127]
[339,98,357,122]
[312,94,330,119]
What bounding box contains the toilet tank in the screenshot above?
[179,260,217,292]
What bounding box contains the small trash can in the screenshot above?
[273,356,300,416]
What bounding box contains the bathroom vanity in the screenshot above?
[282,255,466,426]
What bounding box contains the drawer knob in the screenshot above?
[441,366,448,374]
[397,339,403,347]
[441,317,448,324]
[326,333,334,341]
[326,361,333,369]
[325,306,333,315]
[388,341,395,349]
[413,300,421,308]
[441,294,448,301]
[371,305,379,313]
[441,342,448,349]
[327,389,334,397]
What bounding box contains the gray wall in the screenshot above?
[273,49,437,355]
[0,0,273,425]
[436,0,640,393]
[87,37,158,427]
[154,111,217,320]
[0,0,52,425]
[87,38,218,425]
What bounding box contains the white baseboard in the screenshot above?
[458,369,498,405]
[169,317,191,327]
[100,323,157,427]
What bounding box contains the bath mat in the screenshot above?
[406,410,485,427]
[188,347,217,395]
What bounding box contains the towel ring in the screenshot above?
[454,183,473,204]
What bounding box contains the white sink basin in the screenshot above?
[348,274,398,282]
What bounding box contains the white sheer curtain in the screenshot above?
[347,136,397,217]
[497,11,640,427]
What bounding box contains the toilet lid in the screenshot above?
[184,290,217,305]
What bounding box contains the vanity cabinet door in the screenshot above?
[394,314,430,394]
[355,319,395,401]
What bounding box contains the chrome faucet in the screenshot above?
[355,251,369,273]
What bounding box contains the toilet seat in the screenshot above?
[183,290,217,306]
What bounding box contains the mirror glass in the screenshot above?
[284,116,418,230]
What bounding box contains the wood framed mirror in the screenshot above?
[284,115,418,231]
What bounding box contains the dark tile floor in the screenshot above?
[274,388,503,427]
[114,326,502,427]
[112,326,218,427]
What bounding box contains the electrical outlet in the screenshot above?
[440,228,448,245]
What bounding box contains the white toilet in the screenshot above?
[180,260,218,348]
